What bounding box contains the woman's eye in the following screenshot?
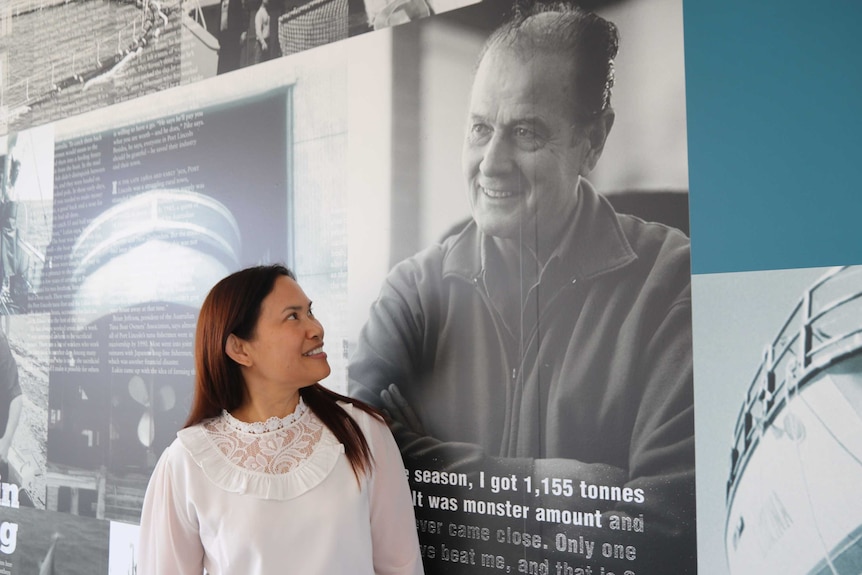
[286,312,298,320]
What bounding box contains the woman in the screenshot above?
[138,264,423,574]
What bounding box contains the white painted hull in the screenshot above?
[726,355,862,575]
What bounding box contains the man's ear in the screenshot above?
[583,108,615,173]
[225,333,252,367]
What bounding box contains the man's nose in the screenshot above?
[480,133,514,177]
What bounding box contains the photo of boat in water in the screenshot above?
[0,0,369,136]
[1,0,183,135]
[694,265,862,574]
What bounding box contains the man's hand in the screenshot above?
[0,435,11,463]
[380,384,425,435]
[255,4,269,49]
[0,395,23,464]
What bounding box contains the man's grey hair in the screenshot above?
[478,2,619,122]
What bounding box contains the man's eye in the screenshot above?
[468,123,492,141]
[513,127,543,150]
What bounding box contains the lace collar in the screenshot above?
[221,398,308,434]
[177,402,355,500]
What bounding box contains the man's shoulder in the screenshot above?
[617,213,690,269]
[387,220,480,284]
[609,213,692,305]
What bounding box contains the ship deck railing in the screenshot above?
[726,265,862,501]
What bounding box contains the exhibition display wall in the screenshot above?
[0,0,860,572]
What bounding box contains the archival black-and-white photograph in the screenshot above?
[182,0,356,77]
[0,125,53,511]
[179,0,480,82]
[0,0,487,136]
[0,506,110,575]
[3,313,50,510]
[342,0,693,572]
[0,125,53,315]
[693,265,862,575]
[0,0,182,136]
[358,0,478,33]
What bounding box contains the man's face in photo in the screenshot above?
[461,46,592,242]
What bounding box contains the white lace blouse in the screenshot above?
[138,401,424,575]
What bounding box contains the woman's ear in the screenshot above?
[225,333,252,367]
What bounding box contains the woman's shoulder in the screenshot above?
[338,400,387,432]
[147,431,200,483]
[175,419,213,456]
[337,400,396,458]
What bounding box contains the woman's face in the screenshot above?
[239,275,330,391]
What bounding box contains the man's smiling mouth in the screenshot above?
[481,186,519,199]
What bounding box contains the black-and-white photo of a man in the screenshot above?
[349,2,695,573]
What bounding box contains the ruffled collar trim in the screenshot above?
[177,403,352,501]
[221,397,308,434]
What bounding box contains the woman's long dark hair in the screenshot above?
[186,264,383,480]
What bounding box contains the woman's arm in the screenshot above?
[138,445,206,575]
[366,416,425,575]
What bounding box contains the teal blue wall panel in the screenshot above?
[685,0,862,274]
